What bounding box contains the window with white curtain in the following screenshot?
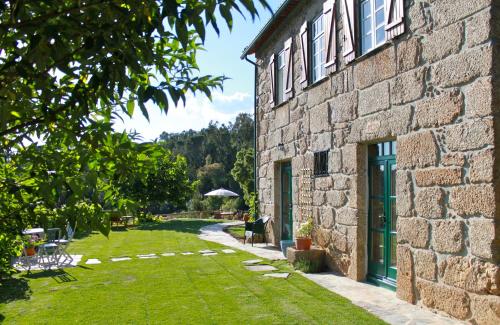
[360,0,385,55]
[311,14,325,83]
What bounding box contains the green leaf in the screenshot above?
[10,111,21,118]
[126,99,135,116]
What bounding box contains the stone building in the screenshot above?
[242,0,500,323]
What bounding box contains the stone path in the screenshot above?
[85,258,101,265]
[137,254,159,259]
[199,221,462,325]
[302,272,463,325]
[242,259,263,265]
[245,265,277,272]
[198,221,286,260]
[110,257,132,262]
[263,273,290,279]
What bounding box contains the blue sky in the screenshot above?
[114,1,282,141]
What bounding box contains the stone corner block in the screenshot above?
[397,131,438,169]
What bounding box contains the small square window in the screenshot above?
[314,150,329,176]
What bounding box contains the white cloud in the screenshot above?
[113,91,253,141]
[212,91,250,103]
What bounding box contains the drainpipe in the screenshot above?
[242,51,258,219]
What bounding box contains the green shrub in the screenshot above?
[0,233,22,277]
[220,197,243,212]
[293,258,322,273]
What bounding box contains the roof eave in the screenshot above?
[241,0,299,59]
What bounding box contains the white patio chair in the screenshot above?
[54,223,76,266]
[38,228,61,268]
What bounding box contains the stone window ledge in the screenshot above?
[303,75,329,91]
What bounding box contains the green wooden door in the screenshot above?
[281,162,293,241]
[368,142,397,288]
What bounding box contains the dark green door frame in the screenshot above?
[368,142,397,290]
[280,162,293,241]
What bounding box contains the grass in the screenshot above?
[224,224,245,239]
[0,219,386,324]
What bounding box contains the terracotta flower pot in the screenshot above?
[25,247,36,256]
[295,237,312,250]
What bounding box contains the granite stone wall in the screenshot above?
[254,0,499,323]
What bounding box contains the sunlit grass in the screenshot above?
[0,219,386,324]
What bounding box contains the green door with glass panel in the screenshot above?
[368,141,397,288]
[281,162,293,241]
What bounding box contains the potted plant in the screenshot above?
[296,217,314,250]
[23,234,42,256]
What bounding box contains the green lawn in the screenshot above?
[0,219,386,324]
[225,224,245,240]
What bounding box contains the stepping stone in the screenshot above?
[85,259,101,265]
[222,249,236,254]
[181,252,194,255]
[137,254,158,259]
[242,259,263,265]
[201,252,218,256]
[263,273,290,279]
[245,265,278,272]
[111,257,132,262]
[161,253,175,257]
[199,249,215,254]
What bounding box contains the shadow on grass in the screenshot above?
[135,219,221,234]
[21,269,77,283]
[0,277,31,304]
[110,226,128,232]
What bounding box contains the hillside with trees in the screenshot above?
[158,113,254,212]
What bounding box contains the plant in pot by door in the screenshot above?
[296,217,314,250]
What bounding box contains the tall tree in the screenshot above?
[231,113,254,150]
[0,0,270,275]
[230,147,254,205]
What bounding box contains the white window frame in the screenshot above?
[276,49,285,104]
[360,0,386,55]
[311,14,325,83]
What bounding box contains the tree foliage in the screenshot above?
[121,146,194,214]
[0,0,269,146]
[160,113,254,210]
[231,147,254,205]
[0,0,270,275]
[160,113,253,180]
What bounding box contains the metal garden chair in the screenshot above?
[54,223,76,265]
[244,216,271,246]
[38,228,62,267]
